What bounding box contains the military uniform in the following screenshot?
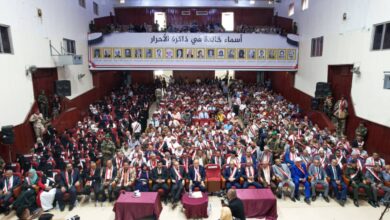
[101,137,116,165]
[37,91,49,119]
[333,98,348,136]
[355,124,368,140]
[345,166,374,205]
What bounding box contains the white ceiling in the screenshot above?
[113,0,277,8]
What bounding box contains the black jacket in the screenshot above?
[229,198,246,220]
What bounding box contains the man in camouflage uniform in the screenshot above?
[333,96,348,136]
[323,95,333,118]
[101,134,116,165]
[37,90,49,119]
[267,132,282,158]
[355,122,368,140]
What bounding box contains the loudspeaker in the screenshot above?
[315,82,331,98]
[1,125,14,145]
[311,98,320,110]
[55,80,71,97]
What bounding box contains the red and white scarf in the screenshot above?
[3,176,13,192]
[173,167,182,180]
[277,166,289,178]
[65,170,74,187]
[120,169,129,186]
[105,167,113,180]
[194,167,201,182]
[246,166,254,177]
[229,167,237,179]
[367,168,382,182]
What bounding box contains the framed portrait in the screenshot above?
[206,49,215,59]
[227,48,236,59]
[217,49,225,59]
[258,49,266,60]
[176,48,184,59]
[124,48,132,58]
[185,48,194,59]
[145,48,153,58]
[278,49,286,60]
[113,48,122,58]
[287,49,296,60]
[134,48,143,58]
[155,48,164,59]
[103,48,112,58]
[196,49,205,59]
[267,49,276,60]
[93,48,101,58]
[165,48,174,59]
[247,49,256,59]
[238,49,246,59]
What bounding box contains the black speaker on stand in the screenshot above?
[1,125,14,162]
[55,80,71,97]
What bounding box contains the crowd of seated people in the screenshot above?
[1,78,390,218]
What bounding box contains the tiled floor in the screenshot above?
[0,195,386,220]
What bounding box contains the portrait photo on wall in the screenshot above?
[145,48,153,58]
[278,49,286,60]
[227,48,236,59]
[93,48,101,58]
[176,48,184,59]
[103,48,112,58]
[135,48,143,58]
[258,49,266,60]
[114,48,122,58]
[124,48,132,58]
[267,49,276,60]
[238,49,246,59]
[287,49,296,60]
[217,49,225,59]
[207,48,215,59]
[155,48,164,59]
[197,49,205,59]
[247,49,256,59]
[166,48,174,59]
[186,48,194,58]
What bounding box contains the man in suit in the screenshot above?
[151,161,169,203]
[224,161,241,190]
[272,159,295,201]
[308,159,329,202]
[112,151,127,171]
[170,161,185,209]
[242,161,262,189]
[226,189,245,220]
[257,146,273,166]
[82,161,101,205]
[330,149,347,169]
[100,159,117,202]
[326,159,347,206]
[55,163,80,211]
[113,161,136,198]
[345,159,375,207]
[291,157,311,204]
[365,164,383,207]
[0,169,21,214]
[365,152,386,168]
[188,159,206,192]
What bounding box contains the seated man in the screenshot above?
[188,159,206,192]
[291,157,311,204]
[0,169,21,214]
[257,146,273,166]
[100,159,117,202]
[113,161,135,199]
[151,161,169,203]
[242,161,262,189]
[365,152,386,168]
[381,165,390,203]
[308,159,329,202]
[272,159,295,201]
[170,161,186,209]
[55,163,80,211]
[326,159,347,206]
[365,164,382,207]
[82,161,101,205]
[258,162,276,189]
[135,163,150,192]
[345,159,375,207]
[224,161,241,190]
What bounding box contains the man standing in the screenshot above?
[272,159,295,201]
[333,96,348,136]
[308,159,329,202]
[131,120,142,140]
[151,161,169,203]
[101,134,116,165]
[345,159,375,207]
[29,110,46,139]
[37,90,49,119]
[170,161,185,209]
[291,158,311,204]
[326,159,347,206]
[56,163,80,211]
[188,159,206,192]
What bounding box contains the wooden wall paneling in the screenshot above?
[173,70,215,82]
[130,71,155,85]
[234,71,257,84]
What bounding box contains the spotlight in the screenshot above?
[250,0,255,4]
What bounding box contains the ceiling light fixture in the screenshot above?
[250,0,255,4]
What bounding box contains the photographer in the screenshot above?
[222,189,245,220]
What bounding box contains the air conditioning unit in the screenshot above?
[53,55,83,66]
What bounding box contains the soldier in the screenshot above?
[323,95,333,118]
[333,96,348,136]
[355,121,368,140]
[37,90,49,119]
[29,110,46,139]
[101,134,116,165]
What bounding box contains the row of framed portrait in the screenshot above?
[92,48,297,61]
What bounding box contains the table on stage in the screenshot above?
[181,192,209,219]
[113,192,163,220]
[236,188,278,220]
